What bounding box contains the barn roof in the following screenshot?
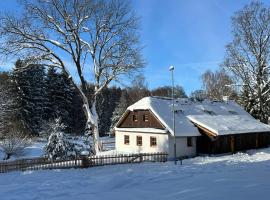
[126,96,270,137]
[114,127,168,134]
[187,115,270,136]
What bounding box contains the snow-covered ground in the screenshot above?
[1,148,270,200]
[0,136,115,160]
[0,139,45,160]
[17,141,45,159]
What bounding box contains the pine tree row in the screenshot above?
[1,62,188,137]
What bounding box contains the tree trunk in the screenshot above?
[90,99,100,154]
[74,84,100,155]
[60,68,101,155]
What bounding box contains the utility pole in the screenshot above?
[169,65,177,165]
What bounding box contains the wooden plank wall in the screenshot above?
[118,110,164,129]
[197,131,270,154]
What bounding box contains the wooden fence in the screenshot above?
[100,141,115,151]
[0,152,167,173]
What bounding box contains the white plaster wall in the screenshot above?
[115,131,169,154]
[168,136,197,159]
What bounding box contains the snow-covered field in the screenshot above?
[0,140,45,160]
[0,136,115,160]
[1,148,270,200]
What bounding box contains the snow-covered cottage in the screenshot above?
[115,97,270,159]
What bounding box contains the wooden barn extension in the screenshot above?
[197,130,270,154]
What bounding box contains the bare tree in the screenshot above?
[126,74,150,104]
[0,0,144,153]
[151,85,187,98]
[201,69,236,100]
[190,89,207,101]
[0,126,30,160]
[223,2,270,123]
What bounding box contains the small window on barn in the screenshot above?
[175,109,184,114]
[133,114,138,122]
[143,114,149,122]
[124,135,130,145]
[228,110,238,115]
[187,137,192,147]
[137,136,142,146]
[203,109,216,115]
[150,136,157,147]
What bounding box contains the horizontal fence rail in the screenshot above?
[0,152,168,173]
[100,141,115,151]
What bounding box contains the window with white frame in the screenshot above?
[124,135,130,145]
[150,136,157,147]
[137,136,142,146]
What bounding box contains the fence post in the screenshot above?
[0,152,169,173]
[81,156,90,168]
[139,154,143,163]
[101,142,103,151]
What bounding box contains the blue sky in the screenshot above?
[0,0,269,95]
[131,0,270,94]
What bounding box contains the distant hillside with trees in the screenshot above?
[0,66,187,137]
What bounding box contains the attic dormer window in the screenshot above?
[175,109,183,114]
[143,114,149,122]
[133,114,138,122]
[203,110,216,115]
[228,110,238,115]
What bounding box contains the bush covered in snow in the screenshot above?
[0,129,30,160]
[44,118,88,160]
[44,118,74,160]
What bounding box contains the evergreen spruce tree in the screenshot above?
[0,72,15,136]
[70,94,86,135]
[46,67,75,132]
[44,118,73,160]
[110,91,129,134]
[46,67,59,119]
[96,87,121,136]
[12,59,48,135]
[96,87,110,136]
[60,71,77,132]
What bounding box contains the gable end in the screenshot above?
[117,109,165,129]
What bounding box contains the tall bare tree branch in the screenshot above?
[0,0,144,154]
[223,2,270,123]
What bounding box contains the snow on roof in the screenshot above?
[187,115,270,136]
[127,96,270,137]
[114,127,168,134]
